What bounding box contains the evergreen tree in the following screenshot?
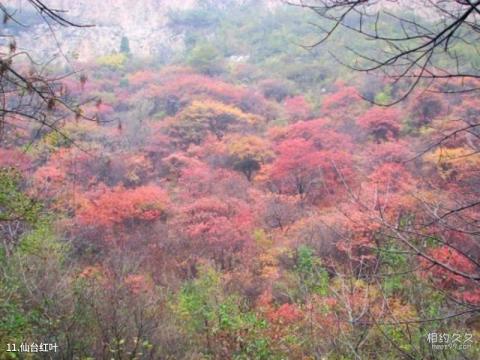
[120,36,131,54]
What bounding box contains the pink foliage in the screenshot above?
[284,96,311,121]
[77,184,169,228]
[357,107,401,141]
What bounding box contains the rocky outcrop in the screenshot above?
[4,0,198,63]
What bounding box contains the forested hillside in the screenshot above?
[1,1,479,359]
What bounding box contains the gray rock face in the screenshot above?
[3,0,198,63]
[5,0,434,65]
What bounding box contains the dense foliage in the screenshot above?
[1,1,479,359]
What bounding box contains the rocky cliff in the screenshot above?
[3,0,433,65]
[4,0,199,63]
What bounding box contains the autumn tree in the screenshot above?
[287,2,480,330]
[268,138,353,202]
[284,95,311,122]
[226,135,273,181]
[357,107,402,142]
[262,194,301,232]
[269,117,353,150]
[76,184,169,245]
[173,196,253,270]
[321,84,364,123]
[165,100,259,148]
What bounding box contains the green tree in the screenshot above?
[187,42,224,75]
[0,169,41,257]
[174,265,273,359]
[120,36,131,55]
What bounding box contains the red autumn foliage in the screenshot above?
[269,118,353,151]
[174,196,253,269]
[32,148,109,198]
[427,246,476,286]
[357,107,401,142]
[367,163,415,193]
[0,148,31,171]
[77,184,169,229]
[284,95,311,121]
[421,246,480,305]
[124,274,153,294]
[177,160,250,201]
[268,303,303,324]
[362,140,413,167]
[358,163,419,223]
[6,56,480,352]
[128,68,273,118]
[33,164,68,199]
[128,69,162,87]
[322,85,361,111]
[268,138,322,198]
[105,153,154,187]
[331,207,380,263]
[262,194,300,231]
[268,138,353,202]
[78,265,107,281]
